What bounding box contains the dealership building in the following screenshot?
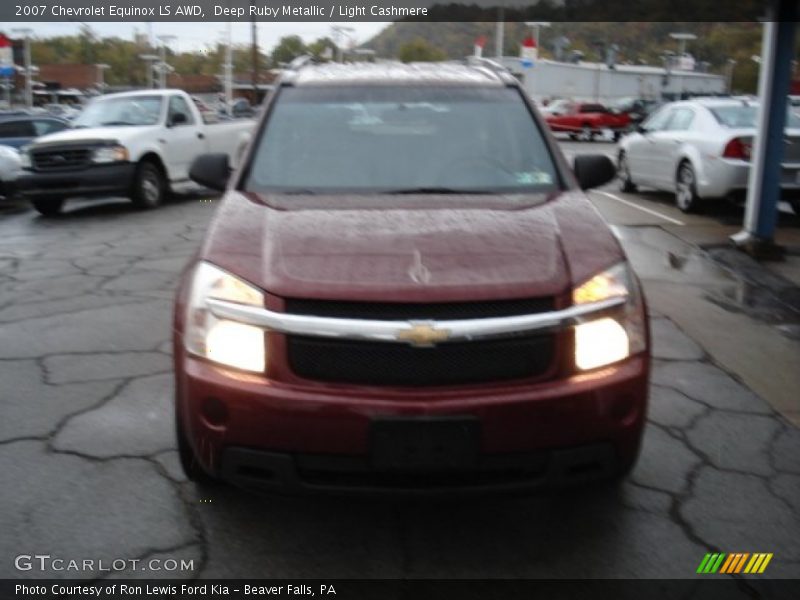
[500,57,727,103]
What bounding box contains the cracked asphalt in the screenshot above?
[1,186,799,582]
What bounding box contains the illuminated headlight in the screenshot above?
[92,145,129,164]
[184,262,266,372]
[572,262,647,371]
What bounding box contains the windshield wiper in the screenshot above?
[382,187,495,195]
[99,121,137,127]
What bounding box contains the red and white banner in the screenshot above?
[520,35,538,64]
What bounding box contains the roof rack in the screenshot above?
[286,55,317,71]
[463,56,511,75]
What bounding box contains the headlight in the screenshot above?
[184,262,266,372]
[572,262,646,371]
[92,145,129,164]
[18,148,31,169]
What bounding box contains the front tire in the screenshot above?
[675,161,700,213]
[32,197,65,216]
[617,152,637,193]
[580,124,593,142]
[131,160,166,210]
[176,407,220,487]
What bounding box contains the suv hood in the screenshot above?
[201,191,623,303]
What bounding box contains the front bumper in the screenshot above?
[15,162,136,199]
[175,350,649,494]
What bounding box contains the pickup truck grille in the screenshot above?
[284,298,557,387]
[32,147,91,171]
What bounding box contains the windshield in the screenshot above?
[709,104,800,129]
[73,96,163,128]
[245,86,560,194]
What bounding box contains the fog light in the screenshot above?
[575,317,629,371]
[206,320,265,372]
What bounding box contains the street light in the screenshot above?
[139,54,159,89]
[157,34,177,89]
[95,63,110,93]
[669,32,697,58]
[11,28,33,109]
[331,26,355,62]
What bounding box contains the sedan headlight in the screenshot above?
[184,262,266,373]
[92,145,129,164]
[572,262,646,371]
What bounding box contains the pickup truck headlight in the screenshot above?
[184,262,266,373]
[18,148,31,169]
[92,145,129,164]
[572,262,646,371]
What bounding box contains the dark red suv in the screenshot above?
[173,59,650,494]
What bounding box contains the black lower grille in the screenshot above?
[284,297,557,387]
[33,147,91,171]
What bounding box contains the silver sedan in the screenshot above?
[617,98,800,213]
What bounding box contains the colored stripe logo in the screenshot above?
[696,553,773,574]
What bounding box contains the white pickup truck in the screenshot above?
[15,89,253,215]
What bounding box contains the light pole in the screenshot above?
[11,28,33,109]
[331,26,355,62]
[95,63,110,93]
[726,58,737,94]
[157,34,176,89]
[670,32,697,59]
[139,54,159,89]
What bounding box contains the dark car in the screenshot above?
[173,60,650,495]
[0,116,70,150]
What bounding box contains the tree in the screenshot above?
[308,37,336,61]
[271,35,307,67]
[398,38,446,62]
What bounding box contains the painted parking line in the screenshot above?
[591,190,686,226]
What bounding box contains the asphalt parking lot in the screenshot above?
[1,142,799,581]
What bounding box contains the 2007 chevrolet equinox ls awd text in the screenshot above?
[173,59,650,494]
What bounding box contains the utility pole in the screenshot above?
[157,34,176,89]
[331,26,354,62]
[139,54,158,89]
[495,2,505,59]
[224,22,233,111]
[95,63,110,94]
[726,58,737,94]
[11,28,33,109]
[250,2,258,103]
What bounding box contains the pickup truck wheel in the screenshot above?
[675,162,701,213]
[131,160,165,209]
[32,197,65,216]
[176,409,221,487]
[617,153,637,193]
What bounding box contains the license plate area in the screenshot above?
[371,417,479,471]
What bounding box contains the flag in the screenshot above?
[0,34,14,77]
[520,35,537,67]
[474,35,487,58]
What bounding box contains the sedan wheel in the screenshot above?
[618,153,637,193]
[675,162,700,213]
[32,197,65,216]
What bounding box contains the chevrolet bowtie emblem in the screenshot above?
[396,323,450,347]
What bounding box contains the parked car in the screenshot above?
[43,103,82,121]
[609,97,662,129]
[173,61,650,494]
[0,145,21,199]
[15,89,254,215]
[544,101,631,141]
[0,115,70,149]
[618,98,800,213]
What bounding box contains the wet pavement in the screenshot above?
[0,176,799,581]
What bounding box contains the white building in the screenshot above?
[500,57,726,103]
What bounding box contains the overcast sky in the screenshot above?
[8,22,390,53]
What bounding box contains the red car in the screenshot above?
[544,101,631,141]
[173,60,650,494]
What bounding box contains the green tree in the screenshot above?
[308,37,335,61]
[271,35,307,66]
[397,37,446,62]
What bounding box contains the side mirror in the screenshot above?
[189,153,230,191]
[573,155,616,190]
[169,112,188,127]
